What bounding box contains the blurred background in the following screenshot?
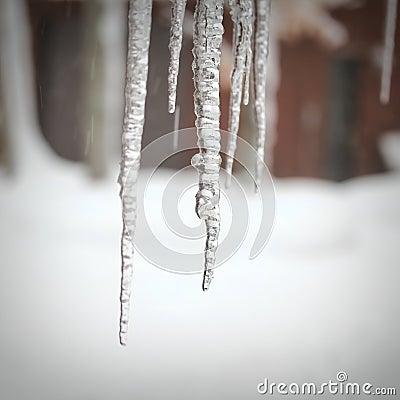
[2,0,400,178]
[0,0,399,399]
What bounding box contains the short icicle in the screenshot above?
[253,0,271,189]
[191,0,224,291]
[380,0,398,104]
[168,0,187,113]
[118,0,152,346]
[225,0,254,188]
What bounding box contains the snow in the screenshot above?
[0,154,399,399]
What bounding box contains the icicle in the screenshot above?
[118,0,152,346]
[225,0,254,188]
[380,0,398,104]
[168,0,187,113]
[242,40,252,106]
[173,104,180,150]
[253,0,271,188]
[242,2,254,107]
[191,0,224,291]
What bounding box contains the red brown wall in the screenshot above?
[274,0,400,179]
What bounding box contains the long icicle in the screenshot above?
[380,0,398,104]
[118,0,152,346]
[254,0,271,188]
[168,0,187,113]
[225,0,254,188]
[191,0,224,291]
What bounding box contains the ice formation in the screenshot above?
[118,0,272,342]
[253,0,271,188]
[118,0,152,346]
[380,0,398,104]
[191,0,224,291]
[225,0,254,188]
[168,0,187,113]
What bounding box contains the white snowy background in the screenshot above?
[0,0,399,399]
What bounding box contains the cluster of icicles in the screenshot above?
[117,0,271,346]
[117,0,398,345]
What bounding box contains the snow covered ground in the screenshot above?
[0,155,399,400]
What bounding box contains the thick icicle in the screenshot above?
[168,0,187,113]
[380,0,398,104]
[225,0,254,188]
[191,0,224,291]
[118,0,152,346]
[253,0,271,188]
